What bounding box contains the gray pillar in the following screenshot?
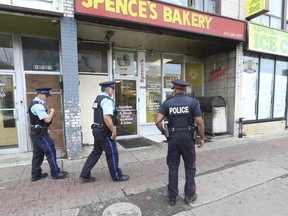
[60,17,83,159]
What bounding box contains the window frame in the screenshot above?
[0,33,15,71]
[189,0,220,14]
[255,0,286,30]
[78,43,108,75]
[21,35,61,74]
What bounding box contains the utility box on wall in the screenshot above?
[196,96,227,135]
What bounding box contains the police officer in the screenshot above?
[155,80,205,206]
[29,88,68,181]
[80,81,129,183]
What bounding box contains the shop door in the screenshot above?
[115,79,138,136]
[0,73,19,150]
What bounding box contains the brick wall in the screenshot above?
[234,43,244,136]
[204,49,237,135]
[210,0,245,136]
[63,0,74,17]
[243,120,286,136]
[221,0,246,20]
[60,17,83,159]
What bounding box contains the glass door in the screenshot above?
[0,73,19,149]
[115,79,138,136]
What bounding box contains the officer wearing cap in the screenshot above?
[80,81,129,183]
[155,80,205,206]
[28,88,68,181]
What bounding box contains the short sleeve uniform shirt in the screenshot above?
[30,97,48,120]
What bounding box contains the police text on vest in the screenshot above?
[169,106,189,114]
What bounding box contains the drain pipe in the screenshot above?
[238,117,245,138]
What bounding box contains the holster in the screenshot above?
[35,127,42,135]
[164,123,170,138]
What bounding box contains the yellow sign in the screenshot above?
[246,0,269,19]
[248,23,288,57]
[185,63,202,87]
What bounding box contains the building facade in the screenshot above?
[0,0,286,159]
[241,0,288,136]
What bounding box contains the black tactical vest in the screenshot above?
[93,95,117,126]
[167,97,194,129]
[28,100,50,127]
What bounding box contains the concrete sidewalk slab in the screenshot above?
[179,160,288,208]
[203,164,261,193]
[237,161,288,181]
[179,176,233,205]
[263,154,288,170]
[118,151,139,165]
[129,145,167,162]
[192,179,288,216]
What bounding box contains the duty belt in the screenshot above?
[30,125,49,134]
[171,126,192,132]
[91,123,103,129]
[30,125,48,130]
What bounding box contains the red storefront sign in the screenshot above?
[75,0,245,41]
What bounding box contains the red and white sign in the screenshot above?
[75,0,246,41]
[208,66,225,82]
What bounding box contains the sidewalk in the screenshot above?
[0,131,288,216]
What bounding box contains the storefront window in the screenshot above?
[243,54,288,121]
[113,50,137,76]
[22,37,60,71]
[259,15,269,26]
[258,57,274,119]
[242,55,259,120]
[270,17,282,29]
[0,34,14,70]
[269,0,282,17]
[78,43,107,73]
[274,59,288,118]
[145,53,161,123]
[163,54,183,89]
[257,0,282,29]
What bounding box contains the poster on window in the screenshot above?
[115,51,135,76]
[185,63,202,96]
[241,58,258,120]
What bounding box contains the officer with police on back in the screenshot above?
[155,80,205,206]
[79,81,129,183]
[28,88,68,181]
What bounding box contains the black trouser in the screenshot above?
[167,131,196,198]
[80,128,122,180]
[30,131,60,178]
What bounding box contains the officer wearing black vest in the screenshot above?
[80,81,129,183]
[155,80,205,206]
[29,88,68,182]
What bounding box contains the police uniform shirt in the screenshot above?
[99,92,115,116]
[30,97,49,120]
[159,93,202,124]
